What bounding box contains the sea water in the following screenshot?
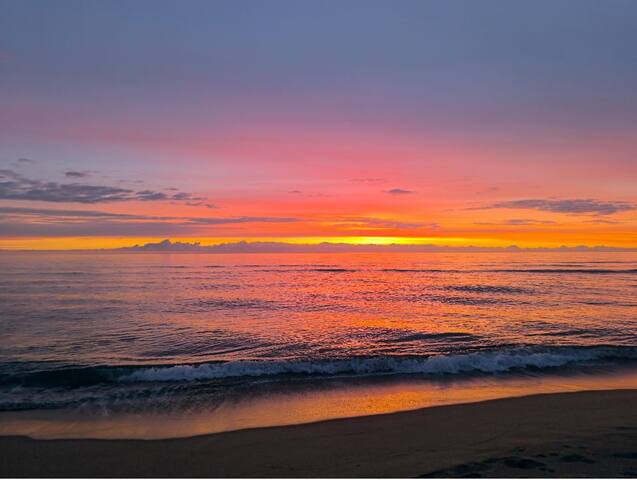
[1,251,636,438]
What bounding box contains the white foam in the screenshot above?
[118,347,634,383]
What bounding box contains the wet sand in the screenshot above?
[2,389,637,477]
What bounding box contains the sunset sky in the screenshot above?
[1,0,636,250]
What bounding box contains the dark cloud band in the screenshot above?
[0,169,213,206]
[482,198,635,216]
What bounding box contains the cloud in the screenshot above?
[64,170,90,178]
[584,218,622,224]
[482,198,635,216]
[0,170,134,202]
[0,206,137,219]
[351,178,385,183]
[0,169,213,206]
[0,206,297,224]
[186,201,217,209]
[385,188,415,195]
[114,240,637,254]
[170,192,217,208]
[0,220,189,237]
[185,216,298,225]
[0,206,431,237]
[9,158,35,168]
[286,190,328,198]
[135,190,169,201]
[170,192,194,201]
[475,218,557,226]
[0,205,433,238]
[332,216,437,230]
[0,206,300,237]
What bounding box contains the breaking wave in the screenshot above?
[114,346,637,383]
[3,346,637,411]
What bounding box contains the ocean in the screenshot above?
[1,251,637,438]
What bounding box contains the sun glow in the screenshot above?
[3,235,629,251]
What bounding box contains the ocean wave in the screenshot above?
[1,347,637,402]
[381,268,448,273]
[3,347,636,390]
[382,332,481,343]
[442,285,529,294]
[410,294,508,305]
[494,269,637,274]
[309,268,357,272]
[116,346,637,383]
[258,267,358,273]
[177,298,280,311]
[382,268,637,274]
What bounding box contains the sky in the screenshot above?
[1,0,636,250]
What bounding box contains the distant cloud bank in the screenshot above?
[112,239,637,254]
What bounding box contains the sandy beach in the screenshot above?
[2,389,637,477]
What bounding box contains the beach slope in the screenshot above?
[2,389,637,477]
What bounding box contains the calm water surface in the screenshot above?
[1,251,636,438]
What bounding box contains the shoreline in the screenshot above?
[2,389,637,477]
[3,366,637,441]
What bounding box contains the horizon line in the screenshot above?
[3,239,637,253]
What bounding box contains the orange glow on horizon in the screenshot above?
[2,233,636,251]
